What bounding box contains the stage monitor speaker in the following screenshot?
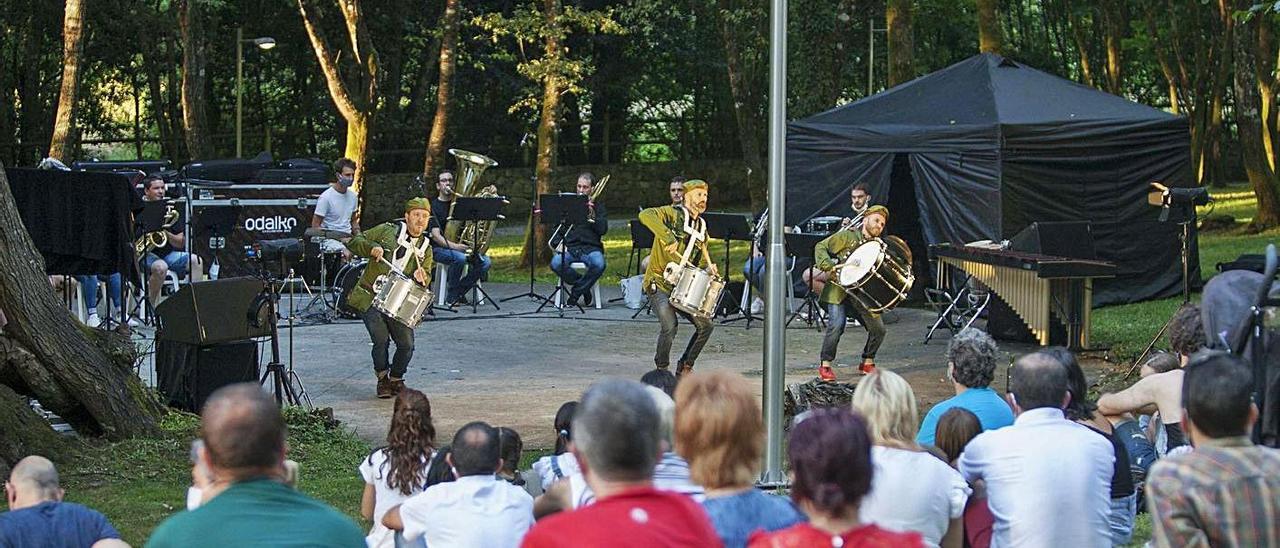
[1008,221,1097,260]
[156,277,272,345]
[156,339,259,412]
[255,168,326,185]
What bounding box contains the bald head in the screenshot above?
[7,456,62,506]
[200,384,286,476]
[1010,352,1069,411]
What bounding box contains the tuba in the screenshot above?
[444,149,503,257]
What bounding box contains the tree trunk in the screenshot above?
[0,383,74,475]
[48,0,86,163]
[885,0,914,86]
[1143,6,1180,113]
[178,0,212,160]
[422,0,461,181]
[1102,0,1123,94]
[0,164,162,440]
[1069,9,1096,88]
[715,0,767,208]
[976,0,1002,54]
[519,0,563,269]
[1234,7,1280,229]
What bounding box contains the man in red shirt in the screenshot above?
[521,379,720,548]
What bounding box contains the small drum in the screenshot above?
[332,260,368,319]
[665,263,726,320]
[804,216,844,235]
[371,270,434,329]
[835,237,914,313]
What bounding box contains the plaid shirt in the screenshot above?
[1146,436,1280,547]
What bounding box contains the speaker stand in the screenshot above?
[258,280,312,409]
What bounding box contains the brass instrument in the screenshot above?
[444,149,502,257]
[586,174,610,221]
[135,204,180,256]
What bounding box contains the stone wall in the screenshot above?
[359,159,750,227]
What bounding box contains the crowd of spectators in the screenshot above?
[4,303,1278,548]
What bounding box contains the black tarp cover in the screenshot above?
[786,53,1195,305]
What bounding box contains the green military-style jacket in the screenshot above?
[638,205,712,295]
[344,221,434,313]
[813,229,865,305]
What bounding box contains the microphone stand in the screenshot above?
[502,133,549,304]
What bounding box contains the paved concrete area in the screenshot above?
[140,280,1037,449]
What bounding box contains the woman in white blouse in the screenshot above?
[852,370,971,548]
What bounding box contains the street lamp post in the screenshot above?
[236,28,276,158]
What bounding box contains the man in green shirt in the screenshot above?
[345,198,434,398]
[638,179,718,380]
[814,205,889,381]
[146,384,366,548]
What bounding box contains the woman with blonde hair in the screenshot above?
[852,370,969,548]
[675,370,803,548]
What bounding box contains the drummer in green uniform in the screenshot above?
[345,198,435,398]
[813,205,889,381]
[638,179,718,381]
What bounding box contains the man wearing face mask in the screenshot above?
[638,179,718,381]
[812,205,890,381]
[345,198,434,398]
[311,158,360,261]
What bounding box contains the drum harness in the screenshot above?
[389,220,431,279]
[659,207,715,290]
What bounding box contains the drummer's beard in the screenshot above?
[863,224,883,238]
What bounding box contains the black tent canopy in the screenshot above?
[786,53,1196,305]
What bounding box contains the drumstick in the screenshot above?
[378,256,427,285]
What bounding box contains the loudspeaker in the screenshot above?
[156,339,259,412]
[254,168,327,185]
[156,277,272,345]
[182,152,273,182]
[1008,221,1097,260]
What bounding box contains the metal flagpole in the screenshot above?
[761,0,787,484]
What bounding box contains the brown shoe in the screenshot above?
[376,374,394,399]
[676,362,694,381]
[390,377,406,395]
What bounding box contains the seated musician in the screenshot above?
[428,170,491,305]
[813,205,889,382]
[344,198,434,398]
[801,183,871,296]
[639,175,685,274]
[639,179,717,380]
[550,172,608,307]
[310,157,360,261]
[140,175,203,305]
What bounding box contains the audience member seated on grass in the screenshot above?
[1117,352,1178,481]
[917,328,1014,446]
[423,446,454,489]
[1147,352,1280,547]
[641,367,677,397]
[522,379,720,548]
[0,455,129,548]
[146,384,365,548]
[930,408,992,548]
[532,401,580,491]
[675,370,804,548]
[359,388,437,548]
[958,352,1113,548]
[1046,346,1137,546]
[1098,304,1206,455]
[498,427,527,487]
[852,370,968,548]
[383,422,534,548]
[748,408,923,548]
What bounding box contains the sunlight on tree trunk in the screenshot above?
[48,0,85,162]
[976,0,1001,55]
[178,0,212,160]
[519,0,563,269]
[1233,11,1280,229]
[886,0,913,86]
[423,0,462,182]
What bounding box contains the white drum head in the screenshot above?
[837,240,884,286]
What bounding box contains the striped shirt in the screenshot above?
[1146,436,1280,548]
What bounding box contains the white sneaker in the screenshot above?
[86,313,101,328]
[750,297,764,315]
[127,316,141,327]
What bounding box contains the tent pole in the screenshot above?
[762,0,787,485]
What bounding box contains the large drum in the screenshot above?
[371,270,433,329]
[331,260,368,319]
[665,263,725,320]
[804,216,844,235]
[835,237,914,313]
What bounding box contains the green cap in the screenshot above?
[864,204,889,221]
[683,179,709,192]
[405,197,431,213]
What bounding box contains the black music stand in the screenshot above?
[445,196,506,312]
[704,212,759,326]
[535,193,589,316]
[785,233,827,329]
[132,201,174,325]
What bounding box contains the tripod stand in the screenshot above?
[536,194,590,316]
[1129,210,1197,377]
[446,197,505,312]
[785,233,827,329]
[704,212,759,327]
[257,276,312,408]
[501,172,551,305]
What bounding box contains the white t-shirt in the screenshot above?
[316,186,358,234]
[358,448,433,548]
[860,446,971,548]
[532,453,581,491]
[399,475,534,548]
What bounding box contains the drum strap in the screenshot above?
[392,221,430,272]
[677,210,709,269]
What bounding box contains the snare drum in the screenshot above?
[371,271,434,328]
[668,264,726,320]
[804,216,844,235]
[332,260,368,319]
[835,238,914,313]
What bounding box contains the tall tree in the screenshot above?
[177,0,212,160]
[1232,5,1280,228]
[976,0,1002,54]
[1100,0,1124,94]
[422,0,462,181]
[885,0,913,86]
[48,0,86,162]
[298,0,380,194]
[715,0,766,206]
